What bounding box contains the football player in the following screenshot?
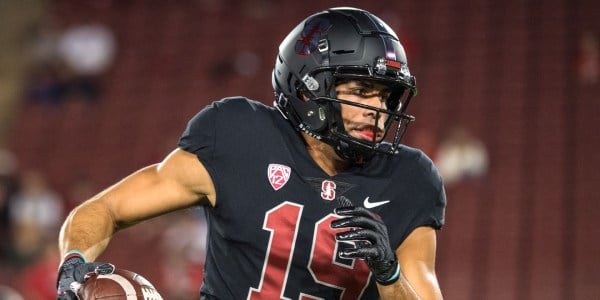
[57,7,445,299]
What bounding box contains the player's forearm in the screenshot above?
[59,199,117,261]
[377,272,423,300]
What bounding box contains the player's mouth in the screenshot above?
[351,126,383,142]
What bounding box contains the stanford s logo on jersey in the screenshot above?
[268,164,291,191]
[321,180,336,201]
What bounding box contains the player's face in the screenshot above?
[335,80,391,142]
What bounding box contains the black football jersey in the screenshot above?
[178,97,446,299]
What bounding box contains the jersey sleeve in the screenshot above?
[179,104,216,152]
[177,97,273,208]
[178,101,219,183]
[409,152,446,230]
[385,148,446,248]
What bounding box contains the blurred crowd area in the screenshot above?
[0,0,598,299]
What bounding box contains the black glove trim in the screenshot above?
[375,262,400,286]
[63,249,88,263]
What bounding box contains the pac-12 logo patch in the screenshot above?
[268,164,291,191]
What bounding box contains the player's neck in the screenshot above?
[302,133,349,176]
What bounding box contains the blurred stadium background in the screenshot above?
[0,0,598,299]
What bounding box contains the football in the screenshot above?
[78,268,163,299]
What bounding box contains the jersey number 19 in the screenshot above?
[248,202,371,300]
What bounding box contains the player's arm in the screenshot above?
[377,226,442,300]
[59,148,215,261]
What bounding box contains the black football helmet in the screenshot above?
[273,7,417,163]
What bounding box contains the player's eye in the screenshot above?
[338,88,383,99]
[352,88,370,97]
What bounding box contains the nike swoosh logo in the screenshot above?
[363,197,391,209]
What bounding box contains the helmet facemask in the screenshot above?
[297,64,416,163]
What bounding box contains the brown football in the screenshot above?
[78,269,163,299]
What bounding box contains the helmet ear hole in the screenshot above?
[386,90,402,112]
[295,99,328,132]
